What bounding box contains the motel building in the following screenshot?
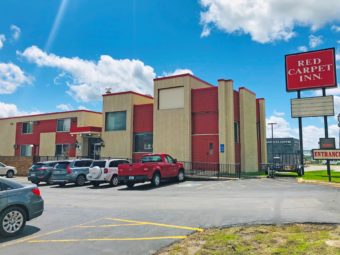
[0,74,267,172]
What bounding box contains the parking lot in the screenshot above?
[1,177,340,255]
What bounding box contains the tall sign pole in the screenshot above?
[322,88,332,182]
[297,90,304,175]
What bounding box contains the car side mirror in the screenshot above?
[174,159,177,163]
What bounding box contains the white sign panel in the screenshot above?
[312,149,340,160]
[291,96,334,118]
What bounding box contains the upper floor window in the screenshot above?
[22,122,33,134]
[234,122,239,144]
[105,111,126,131]
[57,118,71,132]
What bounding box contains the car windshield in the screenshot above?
[55,162,71,169]
[31,163,45,169]
[0,178,24,189]
[141,155,162,163]
[91,161,106,168]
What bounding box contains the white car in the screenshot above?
[87,159,130,187]
[0,162,17,178]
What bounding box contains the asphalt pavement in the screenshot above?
[0,177,339,255]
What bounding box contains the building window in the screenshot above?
[55,144,70,156]
[105,111,127,131]
[20,145,32,156]
[257,122,261,140]
[22,122,33,134]
[158,87,184,110]
[234,122,239,143]
[134,133,153,152]
[57,119,71,132]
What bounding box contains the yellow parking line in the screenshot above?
[106,218,204,232]
[77,223,146,228]
[28,236,187,243]
[0,217,106,248]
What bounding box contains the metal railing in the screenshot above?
[180,161,241,178]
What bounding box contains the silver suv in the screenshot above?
[87,159,130,187]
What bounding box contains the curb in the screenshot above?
[297,178,340,188]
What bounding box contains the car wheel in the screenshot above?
[46,177,53,185]
[6,170,14,178]
[0,206,26,237]
[91,181,100,187]
[177,170,185,182]
[110,175,119,187]
[31,180,40,185]
[152,173,161,187]
[76,175,86,186]
[126,182,135,189]
[59,183,66,187]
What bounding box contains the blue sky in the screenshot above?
[0,0,340,148]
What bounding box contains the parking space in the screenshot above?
[1,177,340,255]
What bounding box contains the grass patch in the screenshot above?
[303,170,340,183]
[158,224,340,255]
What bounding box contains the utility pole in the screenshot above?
[268,122,277,164]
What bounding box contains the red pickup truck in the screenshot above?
[118,154,185,188]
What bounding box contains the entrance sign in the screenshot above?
[285,48,337,92]
[291,96,334,118]
[312,149,340,160]
[319,138,336,150]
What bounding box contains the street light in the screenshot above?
[268,122,277,163]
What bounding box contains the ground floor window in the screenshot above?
[133,133,153,152]
[20,145,32,156]
[55,144,70,156]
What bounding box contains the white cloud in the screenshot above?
[0,34,5,49]
[56,104,73,111]
[78,105,88,110]
[331,25,340,32]
[0,63,32,94]
[162,68,193,77]
[18,46,156,102]
[10,25,21,41]
[199,0,340,43]
[297,46,308,52]
[266,112,339,149]
[0,101,41,118]
[309,35,323,48]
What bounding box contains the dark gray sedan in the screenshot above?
[0,178,44,237]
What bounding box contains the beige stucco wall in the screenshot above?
[259,99,267,164]
[0,119,16,156]
[0,110,102,156]
[100,93,153,158]
[39,133,56,156]
[239,89,259,172]
[153,75,211,161]
[77,111,102,127]
[218,80,235,166]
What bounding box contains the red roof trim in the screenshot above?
[0,110,102,121]
[257,98,265,101]
[102,91,154,100]
[154,73,214,87]
[133,103,154,107]
[239,87,256,96]
[192,86,217,92]
[217,79,233,82]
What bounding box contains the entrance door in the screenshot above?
[88,138,102,159]
[192,135,219,163]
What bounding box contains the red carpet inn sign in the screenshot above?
[285,48,338,160]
